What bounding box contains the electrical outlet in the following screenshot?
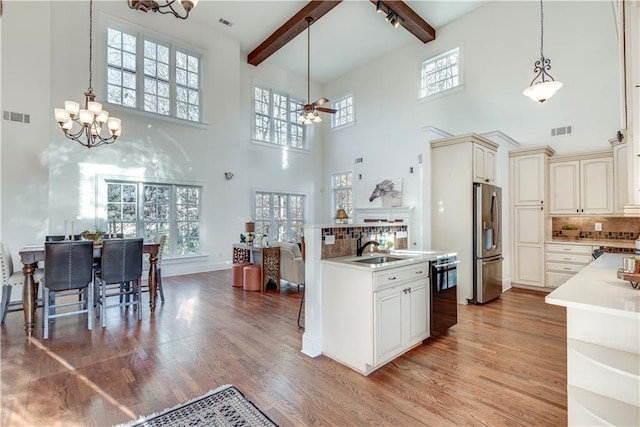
[595,222,602,231]
[324,235,335,245]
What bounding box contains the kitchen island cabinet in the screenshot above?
[322,258,430,375]
[546,253,639,426]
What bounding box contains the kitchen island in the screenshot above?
[545,253,640,426]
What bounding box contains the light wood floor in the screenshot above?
[1,270,567,426]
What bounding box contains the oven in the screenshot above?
[430,255,459,336]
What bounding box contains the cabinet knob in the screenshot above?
[576,209,579,213]
[541,200,544,204]
[415,270,423,274]
[541,206,543,211]
[388,276,396,281]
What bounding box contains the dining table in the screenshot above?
[18,240,160,337]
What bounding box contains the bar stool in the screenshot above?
[232,262,251,288]
[243,265,261,292]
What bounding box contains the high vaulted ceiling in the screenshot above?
[189,1,489,84]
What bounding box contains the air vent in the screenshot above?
[355,157,363,163]
[551,125,573,137]
[218,18,233,27]
[3,110,30,124]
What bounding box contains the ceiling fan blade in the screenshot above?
[312,97,330,106]
[316,107,337,114]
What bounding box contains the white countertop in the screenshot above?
[546,253,640,319]
[321,250,454,271]
[547,238,637,249]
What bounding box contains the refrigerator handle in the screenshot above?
[491,191,498,249]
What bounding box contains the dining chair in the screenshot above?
[42,241,94,339]
[95,238,143,328]
[45,235,81,242]
[1,241,45,323]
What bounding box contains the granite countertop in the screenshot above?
[547,238,637,249]
[546,253,640,319]
[321,250,455,271]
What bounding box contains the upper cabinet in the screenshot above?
[511,147,555,206]
[611,139,628,213]
[474,144,496,184]
[549,151,614,215]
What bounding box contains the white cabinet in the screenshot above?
[322,261,429,376]
[510,147,554,289]
[545,243,594,288]
[549,153,614,215]
[374,280,427,366]
[611,140,628,213]
[474,144,496,184]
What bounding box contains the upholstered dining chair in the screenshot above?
[45,235,81,241]
[42,240,94,339]
[1,241,44,323]
[95,238,143,328]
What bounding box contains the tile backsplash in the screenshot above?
[321,225,408,259]
[552,217,640,240]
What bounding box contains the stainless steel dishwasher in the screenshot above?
[430,254,459,336]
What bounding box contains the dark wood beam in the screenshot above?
[247,1,343,67]
[369,0,436,43]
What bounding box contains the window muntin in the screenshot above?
[106,26,202,123]
[253,85,305,149]
[106,181,202,257]
[254,191,306,242]
[331,95,354,128]
[420,47,461,98]
[332,172,353,220]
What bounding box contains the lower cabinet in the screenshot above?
[322,261,429,376]
[545,243,594,288]
[374,280,428,366]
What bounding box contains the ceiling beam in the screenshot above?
[369,0,436,43]
[247,1,343,67]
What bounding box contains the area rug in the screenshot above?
[119,384,278,427]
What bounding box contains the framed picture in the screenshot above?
[357,178,403,208]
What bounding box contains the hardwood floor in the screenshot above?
[1,270,567,426]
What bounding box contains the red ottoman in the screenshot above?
[243,265,262,292]
[232,262,251,288]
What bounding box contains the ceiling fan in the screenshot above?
[297,17,336,125]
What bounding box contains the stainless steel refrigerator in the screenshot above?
[471,183,503,304]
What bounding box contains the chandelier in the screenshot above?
[54,0,122,148]
[128,0,198,20]
[523,0,563,103]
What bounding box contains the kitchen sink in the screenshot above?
[352,256,406,265]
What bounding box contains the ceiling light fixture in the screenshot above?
[385,11,400,28]
[54,0,121,148]
[127,0,198,20]
[523,0,563,103]
[375,1,402,28]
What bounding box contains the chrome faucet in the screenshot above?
[356,234,379,256]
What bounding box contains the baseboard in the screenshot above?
[511,282,552,293]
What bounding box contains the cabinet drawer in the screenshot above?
[545,244,592,254]
[546,252,592,265]
[374,262,428,291]
[546,271,574,288]
[546,262,584,274]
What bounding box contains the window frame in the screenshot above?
[419,46,464,100]
[253,189,307,243]
[331,94,355,129]
[101,18,204,124]
[331,171,354,222]
[100,175,204,259]
[252,82,307,150]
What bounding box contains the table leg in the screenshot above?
[22,263,36,337]
[148,252,158,312]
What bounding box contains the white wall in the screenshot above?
[1,1,324,276]
[321,0,621,253]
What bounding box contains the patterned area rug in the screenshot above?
[119,384,277,427]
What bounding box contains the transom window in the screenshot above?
[420,47,461,98]
[254,85,305,149]
[106,181,202,257]
[331,95,354,128]
[254,191,306,242]
[107,26,202,123]
[332,171,353,221]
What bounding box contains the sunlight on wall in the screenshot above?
[281,147,289,170]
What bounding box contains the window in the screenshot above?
[106,181,202,257]
[332,171,353,220]
[107,26,202,122]
[331,95,354,128]
[253,85,305,149]
[254,191,306,242]
[420,47,461,98]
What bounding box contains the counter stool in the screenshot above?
[243,265,261,292]
[232,262,251,288]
